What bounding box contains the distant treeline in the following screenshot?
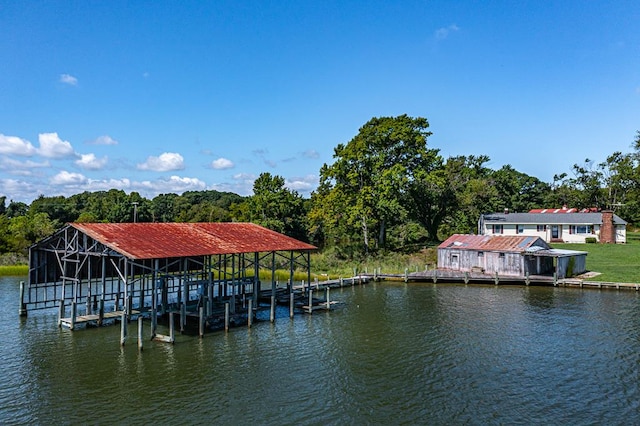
[1,115,639,261]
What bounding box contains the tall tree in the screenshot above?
[311,115,437,253]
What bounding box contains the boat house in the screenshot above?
[438,234,587,279]
[23,222,317,330]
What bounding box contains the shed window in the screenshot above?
[499,253,505,258]
[478,251,484,257]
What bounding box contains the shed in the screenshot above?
[438,234,587,279]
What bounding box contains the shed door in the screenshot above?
[450,253,460,270]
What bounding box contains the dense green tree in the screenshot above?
[311,115,437,254]
[239,173,308,240]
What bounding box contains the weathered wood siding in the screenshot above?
[438,249,526,276]
[556,254,587,279]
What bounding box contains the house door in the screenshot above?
[551,225,559,239]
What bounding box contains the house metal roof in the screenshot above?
[438,234,549,252]
[481,212,627,225]
[69,222,317,260]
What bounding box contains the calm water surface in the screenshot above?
[1,276,640,425]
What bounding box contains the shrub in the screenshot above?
[585,237,597,244]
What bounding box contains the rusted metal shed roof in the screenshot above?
[438,234,549,252]
[69,222,317,260]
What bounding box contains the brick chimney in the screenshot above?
[600,210,616,243]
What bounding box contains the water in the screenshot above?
[2,276,640,425]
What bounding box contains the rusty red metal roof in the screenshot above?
[70,222,317,260]
[438,234,548,252]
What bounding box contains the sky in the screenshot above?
[1,0,639,204]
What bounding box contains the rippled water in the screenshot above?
[2,276,640,425]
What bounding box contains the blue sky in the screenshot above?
[1,1,639,204]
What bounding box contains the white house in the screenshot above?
[478,210,627,244]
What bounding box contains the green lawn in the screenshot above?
[553,232,640,283]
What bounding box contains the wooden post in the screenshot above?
[70,301,77,331]
[199,306,205,338]
[169,312,175,344]
[308,289,313,314]
[58,299,64,328]
[289,292,294,318]
[19,281,27,316]
[120,312,127,346]
[404,268,408,283]
[225,302,230,332]
[525,272,530,286]
[248,299,253,328]
[180,302,186,333]
[98,299,104,326]
[270,294,275,322]
[432,269,437,283]
[494,272,499,285]
[137,316,143,351]
[464,272,469,284]
[325,287,330,310]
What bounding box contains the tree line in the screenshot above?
[1,115,639,261]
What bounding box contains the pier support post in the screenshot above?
[58,299,64,327]
[199,306,205,338]
[70,302,77,331]
[225,302,230,332]
[180,302,186,333]
[308,289,313,314]
[137,316,143,351]
[325,287,330,310]
[289,292,294,318]
[433,269,437,283]
[248,299,253,328]
[553,273,558,286]
[120,312,127,346]
[525,273,530,286]
[404,268,408,283]
[464,272,469,284]
[19,281,27,316]
[169,312,175,343]
[270,294,275,322]
[494,272,499,285]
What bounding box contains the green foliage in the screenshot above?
[585,237,597,244]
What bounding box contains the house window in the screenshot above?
[492,225,503,234]
[537,225,546,232]
[569,225,593,234]
[516,224,524,234]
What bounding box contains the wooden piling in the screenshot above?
[19,281,27,316]
[180,302,186,333]
[169,312,175,343]
[494,272,499,285]
[137,316,143,351]
[120,312,127,346]
[464,272,469,284]
[225,302,230,331]
[199,306,205,338]
[58,299,64,328]
[289,292,294,318]
[98,299,104,326]
[325,287,330,310]
[70,302,77,331]
[248,299,253,328]
[270,294,275,322]
[308,289,313,314]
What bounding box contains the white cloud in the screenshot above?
[50,170,87,185]
[38,133,75,158]
[0,134,37,156]
[85,178,132,191]
[302,149,320,159]
[286,174,318,193]
[0,157,50,175]
[75,153,108,170]
[60,74,78,86]
[435,24,459,40]
[211,157,234,170]
[137,152,185,171]
[88,135,118,145]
